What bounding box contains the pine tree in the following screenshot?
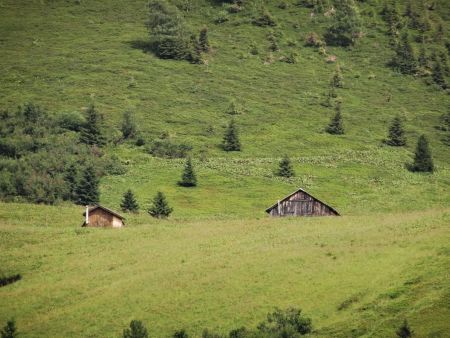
[178,157,197,187]
[0,319,17,338]
[79,104,105,146]
[331,64,344,88]
[64,163,78,201]
[432,61,447,89]
[418,44,428,68]
[199,27,209,52]
[410,135,434,172]
[277,155,295,178]
[75,165,99,205]
[386,117,406,146]
[326,103,345,135]
[324,0,362,47]
[391,31,417,75]
[121,189,139,213]
[148,191,173,218]
[123,320,148,338]
[222,119,241,151]
[121,111,137,139]
[396,319,412,338]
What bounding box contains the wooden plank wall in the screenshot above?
[269,191,337,217]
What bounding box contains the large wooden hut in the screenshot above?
[266,188,339,217]
[82,205,125,227]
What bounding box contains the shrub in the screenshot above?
[0,274,22,287]
[277,155,295,177]
[331,64,344,88]
[147,139,192,158]
[57,111,85,131]
[173,329,189,338]
[121,189,139,213]
[0,319,17,338]
[214,10,229,24]
[324,0,362,47]
[304,32,325,48]
[148,191,173,218]
[257,307,312,336]
[253,10,277,27]
[409,135,434,172]
[122,320,148,338]
[199,27,210,52]
[396,319,412,338]
[121,111,137,139]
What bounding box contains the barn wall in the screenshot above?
[269,191,337,217]
[87,209,114,227]
[112,216,124,228]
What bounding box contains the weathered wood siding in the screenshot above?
[87,209,124,227]
[268,190,338,217]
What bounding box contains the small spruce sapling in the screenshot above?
[122,320,148,338]
[410,135,434,172]
[277,155,295,178]
[173,329,189,338]
[396,319,412,338]
[79,104,105,146]
[121,111,137,139]
[75,165,100,205]
[326,103,345,135]
[0,319,17,338]
[199,27,209,52]
[148,191,173,218]
[386,117,406,146]
[432,61,447,89]
[120,189,139,213]
[222,119,241,151]
[331,64,344,88]
[178,157,197,187]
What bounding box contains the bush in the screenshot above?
[257,307,312,336]
[0,319,17,338]
[253,10,277,27]
[123,320,148,338]
[277,155,295,177]
[214,10,229,24]
[324,0,362,47]
[57,111,85,131]
[304,32,325,48]
[147,139,192,158]
[0,274,22,287]
[396,319,412,338]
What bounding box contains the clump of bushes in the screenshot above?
[304,32,325,48]
[146,139,192,158]
[253,9,277,27]
[0,274,22,287]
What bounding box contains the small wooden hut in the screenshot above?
[82,205,125,227]
[266,188,339,217]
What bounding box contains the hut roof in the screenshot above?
[83,205,126,220]
[265,188,340,215]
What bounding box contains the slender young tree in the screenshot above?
[386,117,406,146]
[199,27,210,52]
[391,32,417,75]
[64,163,78,201]
[75,165,99,205]
[331,64,344,88]
[396,319,412,338]
[148,191,173,218]
[277,155,295,178]
[410,135,434,172]
[432,61,447,89]
[0,319,17,338]
[123,320,148,338]
[326,103,345,135]
[121,111,137,139]
[178,157,197,187]
[80,104,105,146]
[120,189,139,213]
[222,119,241,151]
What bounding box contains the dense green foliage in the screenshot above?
[326,103,345,135]
[0,320,17,338]
[79,105,106,147]
[178,157,197,187]
[120,189,140,212]
[276,155,295,178]
[75,165,100,205]
[396,319,413,338]
[123,320,148,338]
[410,134,434,172]
[148,191,173,218]
[222,120,241,151]
[386,117,407,146]
[121,111,138,140]
[324,0,362,47]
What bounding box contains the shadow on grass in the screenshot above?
[127,39,152,54]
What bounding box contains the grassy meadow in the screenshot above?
[1,0,450,337]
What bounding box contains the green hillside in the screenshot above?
[1,0,450,336]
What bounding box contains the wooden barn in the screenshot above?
[266,188,340,217]
[82,205,125,228]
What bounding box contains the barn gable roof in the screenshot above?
[83,205,125,220]
[265,188,340,215]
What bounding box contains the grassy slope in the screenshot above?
[0,205,449,337]
[1,0,450,336]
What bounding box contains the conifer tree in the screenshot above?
[0,319,17,338]
[121,111,137,139]
[410,135,434,172]
[325,0,362,47]
[120,189,139,213]
[64,163,78,201]
[331,64,344,88]
[432,61,447,89]
[148,191,173,218]
[178,157,197,187]
[326,103,345,135]
[386,117,406,146]
[391,31,417,75]
[222,119,241,151]
[199,27,210,52]
[79,104,105,146]
[277,155,295,178]
[173,329,189,338]
[418,44,428,68]
[396,319,412,338]
[123,320,148,338]
[75,165,100,205]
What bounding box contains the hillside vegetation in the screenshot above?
[0,0,450,336]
